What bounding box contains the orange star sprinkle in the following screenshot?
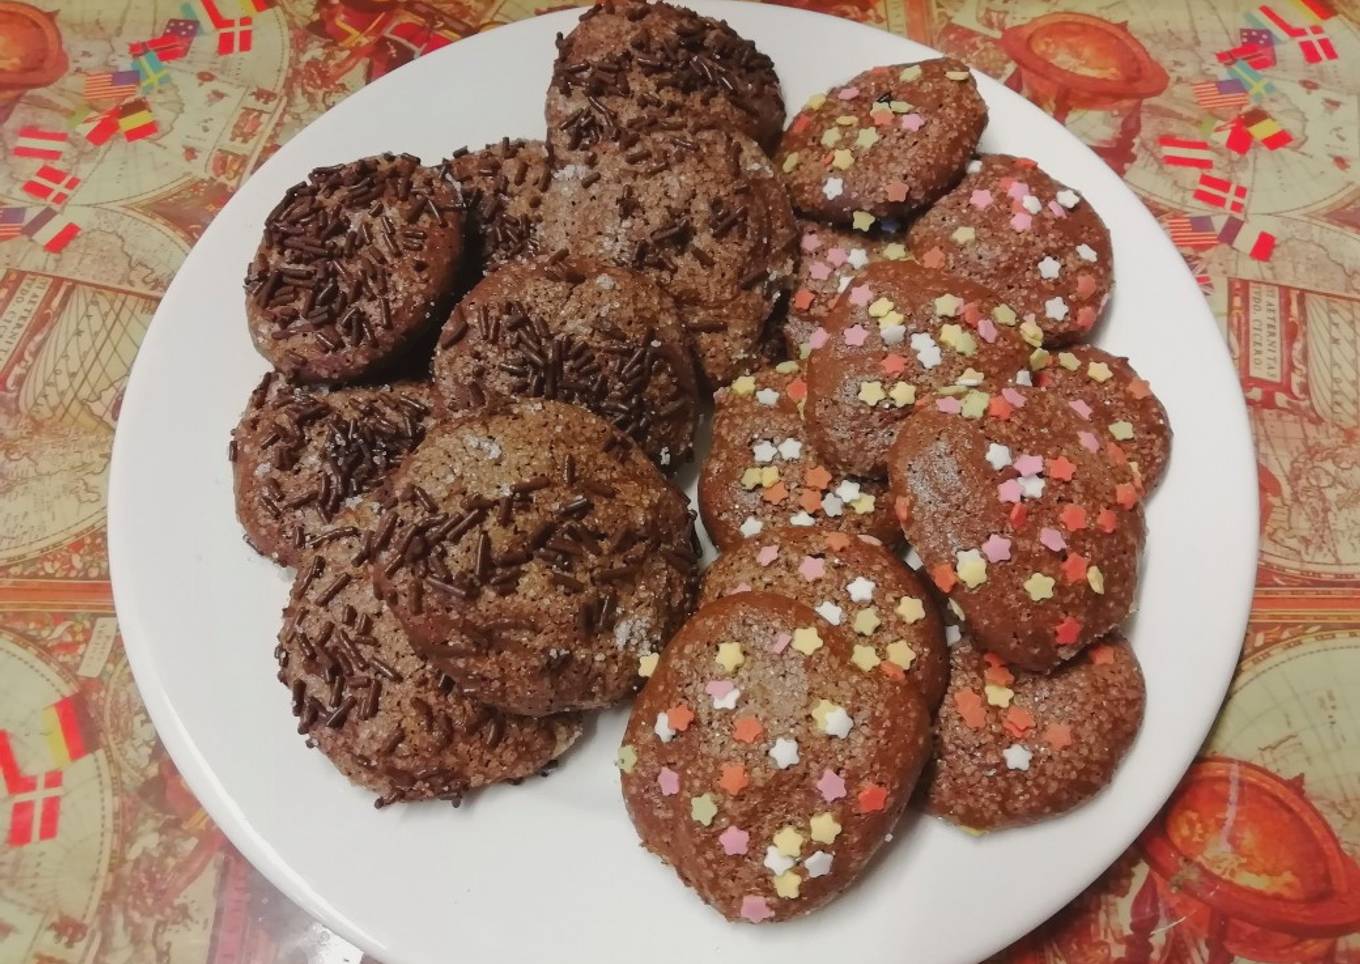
[920,247,945,270]
[982,658,1014,688]
[790,115,812,134]
[1097,508,1118,533]
[885,181,909,203]
[930,563,958,593]
[954,689,986,729]
[1044,723,1073,750]
[1003,705,1035,737]
[879,661,905,681]
[825,531,851,551]
[1059,504,1087,531]
[1060,552,1089,584]
[1115,483,1138,509]
[1088,644,1116,666]
[1008,504,1029,529]
[733,716,764,743]
[1106,442,1129,467]
[667,704,695,731]
[787,378,808,403]
[1127,377,1152,400]
[1054,615,1082,646]
[798,488,823,513]
[762,481,789,504]
[857,784,888,813]
[988,395,1015,420]
[894,496,912,523]
[792,289,815,311]
[1047,456,1076,481]
[718,763,749,795]
[880,353,907,377]
[804,465,833,490]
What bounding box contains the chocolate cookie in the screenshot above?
[277,502,581,807]
[372,399,698,716]
[925,635,1144,830]
[886,385,1145,671]
[701,363,898,550]
[907,154,1112,346]
[230,373,432,566]
[803,260,1031,479]
[1031,346,1171,490]
[618,592,931,923]
[433,257,700,468]
[786,220,910,357]
[445,138,551,270]
[537,126,798,387]
[774,59,986,227]
[244,153,464,383]
[546,0,784,156]
[699,527,948,709]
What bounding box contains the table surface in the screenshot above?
[0,0,1356,961]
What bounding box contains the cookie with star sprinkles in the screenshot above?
[1030,345,1171,491]
[773,58,987,227]
[277,501,582,807]
[545,0,784,156]
[618,592,932,923]
[886,384,1145,672]
[431,256,701,469]
[698,526,948,709]
[700,363,899,551]
[925,634,1145,830]
[537,125,799,387]
[803,260,1031,479]
[244,153,465,384]
[785,220,911,357]
[230,373,432,567]
[906,153,1112,346]
[444,138,552,271]
[372,399,699,717]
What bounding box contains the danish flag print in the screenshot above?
[1194,173,1249,214]
[218,18,253,54]
[21,165,80,208]
[1,731,65,848]
[14,126,67,161]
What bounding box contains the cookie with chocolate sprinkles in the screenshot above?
[278,501,581,807]
[886,384,1145,672]
[231,373,432,566]
[618,592,931,923]
[1030,345,1171,491]
[699,527,948,708]
[774,58,987,227]
[444,138,551,271]
[546,0,784,157]
[802,259,1030,479]
[244,153,465,384]
[432,256,700,468]
[372,399,698,716]
[925,634,1144,831]
[700,362,899,551]
[906,154,1113,346]
[537,126,798,387]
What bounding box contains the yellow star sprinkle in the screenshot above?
[1019,320,1045,347]
[985,684,1014,708]
[885,640,917,669]
[836,114,859,126]
[899,65,922,81]
[805,93,827,110]
[882,243,908,260]
[850,494,876,514]
[616,744,637,773]
[1029,348,1051,370]
[993,304,1018,326]
[716,642,745,673]
[832,149,854,170]
[821,127,842,147]
[1087,361,1114,382]
[1110,421,1135,441]
[888,381,916,407]
[934,293,963,317]
[774,871,802,899]
[782,152,801,173]
[811,698,835,727]
[960,390,990,419]
[951,226,976,244]
[852,210,876,231]
[851,645,881,672]
[1088,566,1106,594]
[1024,572,1056,601]
[792,626,823,655]
[946,69,971,80]
[868,297,895,318]
[955,549,988,589]
[853,608,881,635]
[1058,351,1081,371]
[740,467,763,490]
[760,465,780,488]
[638,652,659,678]
[889,99,912,113]
[776,361,800,374]
[809,812,842,844]
[896,596,926,623]
[855,128,880,149]
[857,380,887,406]
[939,323,977,355]
[773,825,805,857]
[880,309,905,329]
[957,367,986,386]
[691,794,718,826]
[730,375,756,396]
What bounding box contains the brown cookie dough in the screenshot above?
[618,592,931,923]
[1031,345,1171,491]
[444,138,551,270]
[925,635,1145,830]
[886,385,1145,671]
[803,260,1031,479]
[432,257,700,469]
[230,373,432,566]
[372,399,698,716]
[277,502,581,807]
[774,59,986,226]
[546,0,784,156]
[907,153,1113,346]
[785,220,911,357]
[537,126,798,387]
[699,527,948,708]
[701,364,898,551]
[244,153,464,383]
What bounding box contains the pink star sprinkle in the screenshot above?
[816,769,847,802]
[981,533,1013,562]
[808,327,830,350]
[997,479,1022,504]
[719,826,750,855]
[843,325,869,347]
[706,679,736,701]
[771,632,792,654]
[1048,200,1067,218]
[969,189,993,210]
[1077,273,1098,298]
[826,247,848,267]
[1077,306,1097,330]
[1069,399,1093,420]
[724,581,753,596]
[900,113,924,132]
[1010,212,1033,231]
[978,317,998,343]
[1002,387,1027,408]
[1007,180,1030,200]
[1078,430,1100,452]
[801,232,823,253]
[1039,527,1067,552]
[1013,454,1044,476]
[808,261,832,282]
[838,86,860,100]
[740,896,774,922]
[936,397,963,415]
[798,555,826,580]
[657,767,680,796]
[886,181,908,202]
[848,284,872,307]
[756,545,780,566]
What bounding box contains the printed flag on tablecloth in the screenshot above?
[1194,173,1248,214]
[237,0,274,12]
[1206,115,1254,154]
[217,17,253,54]
[134,33,191,63]
[1159,135,1214,169]
[1225,59,1275,100]
[21,165,80,207]
[1242,107,1294,149]
[83,69,140,106]
[1217,41,1274,70]
[132,46,170,90]
[118,99,158,141]
[1299,25,1338,63]
[1166,215,1222,249]
[1287,0,1335,19]
[1192,79,1250,111]
[181,0,232,29]
[71,105,120,146]
[13,126,67,161]
[42,696,90,767]
[22,208,80,253]
[1218,216,1277,260]
[0,208,25,241]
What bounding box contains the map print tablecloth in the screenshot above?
[1,0,1358,961]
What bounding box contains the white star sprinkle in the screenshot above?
[1056,189,1080,209]
[804,851,833,877]
[764,846,795,875]
[823,177,844,200]
[820,494,844,517]
[755,388,780,406]
[815,601,844,625]
[1021,194,1042,214]
[739,516,764,537]
[880,323,906,345]
[1003,744,1033,771]
[777,438,803,460]
[847,248,868,268]
[769,737,800,769]
[823,706,854,738]
[1076,243,1098,262]
[846,576,876,603]
[1037,256,1061,280]
[985,443,1013,470]
[654,712,676,742]
[1019,475,1046,499]
[1014,369,1033,386]
[834,480,862,502]
[910,331,942,369]
[944,623,962,646]
[752,440,778,463]
[1044,297,1070,321]
[967,159,982,174]
[789,511,815,527]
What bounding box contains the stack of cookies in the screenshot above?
[230,0,1171,926]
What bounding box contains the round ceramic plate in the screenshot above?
[108,4,1257,962]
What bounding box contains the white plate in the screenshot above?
[108,4,1258,962]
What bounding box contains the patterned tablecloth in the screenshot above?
[0,0,1357,960]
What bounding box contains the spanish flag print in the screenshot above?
[42,696,90,767]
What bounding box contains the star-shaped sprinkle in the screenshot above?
[935,293,963,317]
[856,785,888,814]
[997,478,1022,504]
[718,762,749,796]
[638,652,659,677]
[885,640,916,669]
[858,380,886,406]
[1011,212,1032,231]
[1060,504,1087,531]
[1039,527,1067,552]
[1044,723,1074,750]
[981,533,1012,563]
[1087,361,1113,382]
[843,324,869,347]
[1055,615,1083,646]
[1045,297,1069,320]
[955,549,988,588]
[733,716,763,742]
[656,767,681,795]
[773,871,802,899]
[773,826,805,857]
[756,544,780,566]
[852,211,876,231]
[719,825,750,855]
[889,381,915,406]
[793,625,826,656]
[985,683,1014,708]
[1037,256,1061,279]
[900,113,925,132]
[654,712,676,742]
[911,331,942,368]
[895,595,926,622]
[970,188,993,209]
[813,602,843,627]
[1076,243,1097,262]
[690,793,718,825]
[706,679,740,710]
[804,851,833,878]
[823,177,844,199]
[809,811,842,842]
[616,744,637,772]
[740,895,773,922]
[739,516,764,537]
[667,704,694,731]
[846,576,876,602]
[955,689,986,728]
[1060,552,1089,584]
[951,226,976,244]
[799,555,826,581]
[1110,421,1134,441]
[752,440,778,463]
[716,642,745,673]
[1056,189,1080,208]
[851,644,880,672]
[1024,572,1056,601]
[852,608,881,635]
[1048,456,1076,481]
[985,443,1013,470]
[769,737,800,769]
[1003,744,1033,771]
[778,438,803,460]
[816,769,847,802]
